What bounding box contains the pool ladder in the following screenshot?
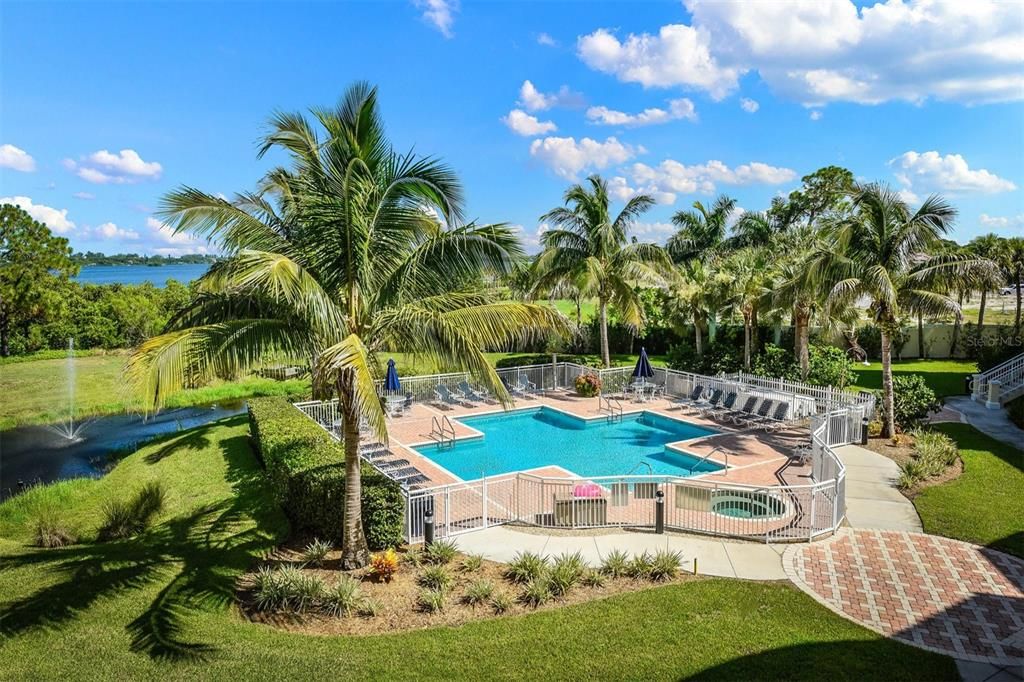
[691,446,729,476]
[599,394,623,423]
[430,415,456,449]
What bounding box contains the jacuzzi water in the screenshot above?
[412,406,721,481]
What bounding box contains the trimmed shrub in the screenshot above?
[888,375,941,431]
[247,397,403,549]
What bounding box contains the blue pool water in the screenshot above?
[414,407,721,480]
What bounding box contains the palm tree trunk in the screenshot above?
[797,313,810,381]
[599,297,610,367]
[743,312,752,370]
[338,369,370,570]
[1015,267,1022,334]
[950,292,963,357]
[880,330,896,438]
[695,322,703,357]
[575,295,582,325]
[917,312,924,359]
[978,289,987,331]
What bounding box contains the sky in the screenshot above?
[1,0,1023,256]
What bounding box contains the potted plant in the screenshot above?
[574,373,602,397]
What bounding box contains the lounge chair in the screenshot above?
[457,380,489,402]
[505,376,537,397]
[704,391,738,420]
[721,395,757,422]
[673,385,704,411]
[734,399,775,427]
[376,458,411,472]
[757,402,792,432]
[434,384,466,407]
[692,388,724,416]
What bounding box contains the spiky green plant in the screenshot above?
[458,553,484,573]
[418,565,453,592]
[504,551,548,584]
[125,83,567,568]
[599,549,630,578]
[423,539,458,565]
[649,549,683,582]
[490,591,514,614]
[321,575,363,617]
[300,538,332,567]
[462,579,495,607]
[417,589,446,614]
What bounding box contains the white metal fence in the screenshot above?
[294,361,866,544]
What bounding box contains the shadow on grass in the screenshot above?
[0,429,286,662]
[688,640,958,681]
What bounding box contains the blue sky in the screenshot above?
[2,0,1022,255]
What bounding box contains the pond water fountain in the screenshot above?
[45,338,93,443]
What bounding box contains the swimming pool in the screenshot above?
[412,407,722,480]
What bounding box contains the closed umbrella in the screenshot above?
[632,347,654,381]
[384,358,401,392]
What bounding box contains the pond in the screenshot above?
[0,402,246,499]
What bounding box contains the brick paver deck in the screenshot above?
[784,529,1024,666]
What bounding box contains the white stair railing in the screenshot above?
[972,351,1024,408]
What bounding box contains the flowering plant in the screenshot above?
[370,548,399,582]
[574,373,602,397]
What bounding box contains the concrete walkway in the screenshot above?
[834,443,924,532]
[944,396,1024,452]
[451,526,789,580]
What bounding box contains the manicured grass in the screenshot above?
[914,423,1023,558]
[0,353,308,429]
[851,359,977,398]
[0,417,956,679]
[540,298,597,321]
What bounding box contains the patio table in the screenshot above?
[385,395,407,417]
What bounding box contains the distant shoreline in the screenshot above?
[73,263,210,287]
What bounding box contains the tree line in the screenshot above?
[71,252,219,266]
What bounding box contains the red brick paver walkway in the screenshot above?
[784,529,1024,665]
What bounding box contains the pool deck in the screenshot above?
[379,389,812,489]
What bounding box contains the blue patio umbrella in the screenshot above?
[384,358,401,392]
[632,347,654,379]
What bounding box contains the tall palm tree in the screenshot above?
[667,195,737,263]
[1007,237,1024,334]
[534,175,670,367]
[664,260,720,357]
[772,226,828,380]
[126,83,566,568]
[967,233,1007,332]
[817,184,990,437]
[720,248,773,370]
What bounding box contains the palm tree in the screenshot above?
[534,175,670,367]
[817,184,991,437]
[720,248,773,370]
[667,195,737,263]
[1007,237,1024,334]
[126,83,566,568]
[772,226,828,380]
[967,233,1007,332]
[664,260,720,357]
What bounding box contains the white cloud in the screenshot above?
[511,223,549,252]
[607,175,676,205]
[0,144,36,172]
[73,191,95,200]
[414,0,457,38]
[626,158,796,204]
[92,222,140,240]
[740,97,759,113]
[64,148,162,184]
[683,0,1024,105]
[501,109,557,136]
[809,110,823,121]
[630,221,677,244]
[586,98,697,127]
[537,32,557,47]
[518,80,584,112]
[979,213,1024,230]
[529,136,639,179]
[145,216,213,254]
[889,151,1016,196]
[578,1,1024,106]
[577,25,741,100]
[0,196,75,233]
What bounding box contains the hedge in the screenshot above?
[247,396,404,549]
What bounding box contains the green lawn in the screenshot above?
[0,417,956,680]
[914,423,1023,558]
[0,354,309,430]
[851,359,977,398]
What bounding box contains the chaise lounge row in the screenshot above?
[359,442,430,489]
[674,385,793,432]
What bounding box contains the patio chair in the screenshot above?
[505,376,538,397]
[758,402,792,432]
[721,395,757,422]
[376,458,411,472]
[694,388,726,416]
[734,399,775,428]
[673,384,704,410]
[682,387,721,414]
[457,380,489,403]
[434,384,466,407]
[704,391,738,420]
[359,443,392,461]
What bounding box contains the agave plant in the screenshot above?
[126,82,566,568]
